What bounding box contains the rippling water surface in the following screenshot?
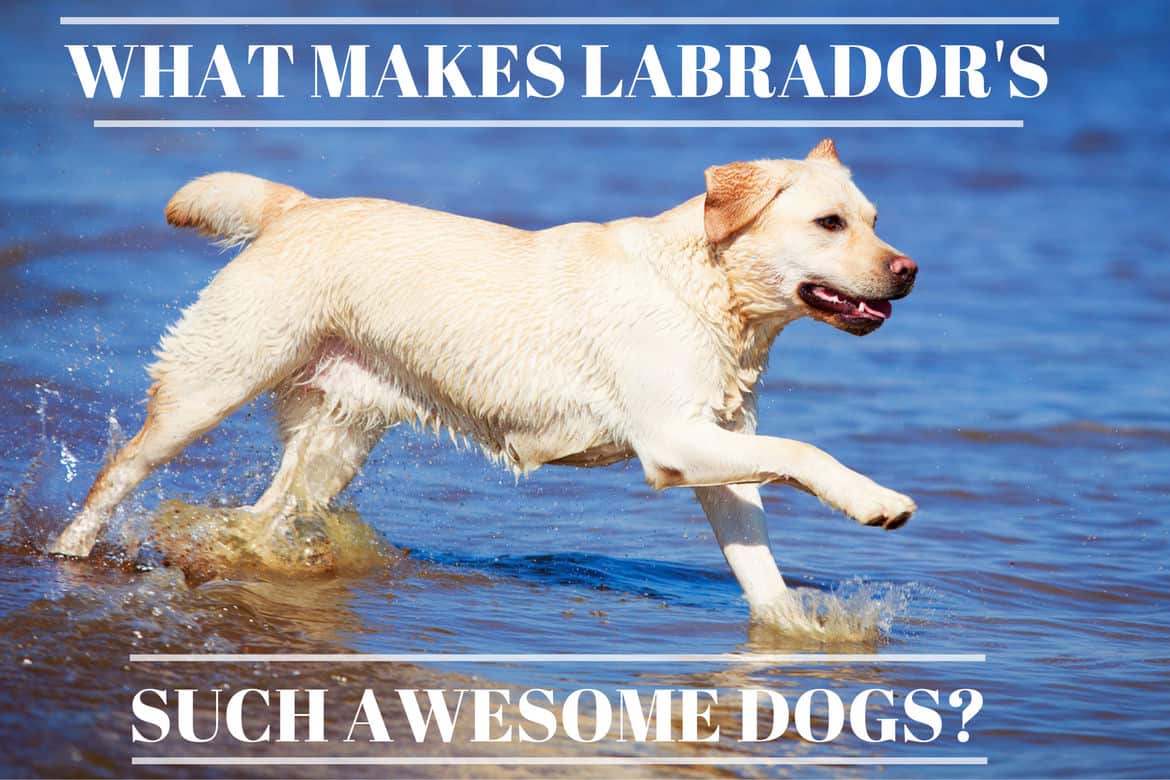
[2,2,1169,777]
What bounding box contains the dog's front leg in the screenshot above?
[694,483,796,619]
[643,425,915,530]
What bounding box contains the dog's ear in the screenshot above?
[806,137,840,163]
[703,161,787,244]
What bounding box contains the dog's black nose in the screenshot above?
[889,255,917,283]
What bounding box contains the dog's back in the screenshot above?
[156,174,721,473]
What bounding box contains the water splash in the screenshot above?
[1,388,147,556]
[152,500,395,585]
[747,578,919,646]
[104,407,125,449]
[1,385,79,549]
[57,443,77,483]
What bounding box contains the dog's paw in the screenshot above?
[847,484,916,531]
[46,515,100,558]
[46,534,93,558]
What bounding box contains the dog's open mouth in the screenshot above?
[798,283,892,335]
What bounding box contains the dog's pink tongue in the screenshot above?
[859,299,892,319]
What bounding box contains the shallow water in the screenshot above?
[2,2,1170,777]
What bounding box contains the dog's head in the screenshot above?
[704,139,916,335]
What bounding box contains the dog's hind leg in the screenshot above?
[47,378,269,557]
[48,267,318,558]
[248,383,386,518]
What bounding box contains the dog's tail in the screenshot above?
[165,172,310,249]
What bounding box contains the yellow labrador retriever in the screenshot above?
[50,138,917,623]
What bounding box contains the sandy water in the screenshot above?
[2,2,1169,777]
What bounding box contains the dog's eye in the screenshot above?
[815,215,845,231]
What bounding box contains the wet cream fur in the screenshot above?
[49,139,916,625]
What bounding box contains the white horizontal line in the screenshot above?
[95,119,1023,129]
[133,756,989,766]
[62,16,1058,26]
[129,652,985,663]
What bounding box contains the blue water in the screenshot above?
[1,2,1169,778]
